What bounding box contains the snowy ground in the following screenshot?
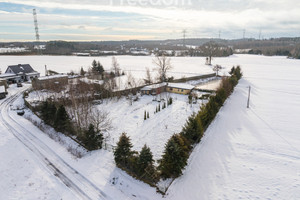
[166,55,300,200]
[97,93,202,161]
[1,54,300,199]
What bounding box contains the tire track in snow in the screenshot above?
[0,89,111,200]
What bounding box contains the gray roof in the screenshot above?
[6,64,36,74]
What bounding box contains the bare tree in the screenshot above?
[213,65,222,76]
[88,109,112,133]
[201,41,220,65]
[143,67,153,85]
[153,55,172,82]
[111,56,120,76]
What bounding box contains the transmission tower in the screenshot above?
[182,29,187,48]
[33,9,41,54]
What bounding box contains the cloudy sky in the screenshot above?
[0,0,300,41]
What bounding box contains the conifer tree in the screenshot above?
[114,133,133,168]
[181,114,203,144]
[144,110,147,120]
[83,124,103,151]
[54,104,69,132]
[80,67,85,76]
[147,112,149,119]
[137,145,155,176]
[159,134,189,179]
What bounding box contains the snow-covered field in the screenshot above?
[0,55,214,78]
[1,54,300,199]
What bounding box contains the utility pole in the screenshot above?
[219,30,221,39]
[247,86,251,108]
[258,29,262,40]
[243,29,246,40]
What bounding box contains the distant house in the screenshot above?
[32,74,68,90]
[141,82,194,95]
[0,64,40,83]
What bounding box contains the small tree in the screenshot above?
[159,134,189,179]
[144,110,147,120]
[80,67,85,76]
[147,112,149,119]
[83,124,104,151]
[181,114,203,144]
[137,145,155,176]
[114,133,134,168]
[54,104,70,133]
[112,56,120,76]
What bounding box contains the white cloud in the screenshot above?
[1,0,300,40]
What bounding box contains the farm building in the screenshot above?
[32,74,68,90]
[0,64,40,83]
[166,83,195,95]
[141,82,194,95]
[140,82,167,95]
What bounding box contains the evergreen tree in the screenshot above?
[83,124,103,151]
[97,61,104,75]
[80,67,85,76]
[144,111,147,120]
[229,66,235,75]
[158,104,161,112]
[91,60,97,72]
[137,145,156,180]
[159,134,189,179]
[54,105,69,132]
[147,112,149,119]
[114,133,134,168]
[181,114,203,144]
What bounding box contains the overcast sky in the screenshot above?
[0,0,300,42]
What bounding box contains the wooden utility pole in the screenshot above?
[247,86,251,108]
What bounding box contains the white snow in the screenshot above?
[167,82,195,90]
[1,54,300,200]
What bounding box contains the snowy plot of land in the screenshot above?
[1,54,300,200]
[98,93,202,160]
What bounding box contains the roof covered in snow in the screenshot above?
[38,74,68,81]
[6,64,36,74]
[167,83,195,90]
[141,82,167,91]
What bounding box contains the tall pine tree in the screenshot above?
[114,133,133,168]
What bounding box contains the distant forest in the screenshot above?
[1,37,300,59]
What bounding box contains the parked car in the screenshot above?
[17,82,23,87]
[17,109,25,116]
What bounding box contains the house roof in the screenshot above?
[141,82,167,91]
[167,83,195,90]
[6,64,36,74]
[38,74,68,81]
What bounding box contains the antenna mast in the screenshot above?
[33,9,41,55]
